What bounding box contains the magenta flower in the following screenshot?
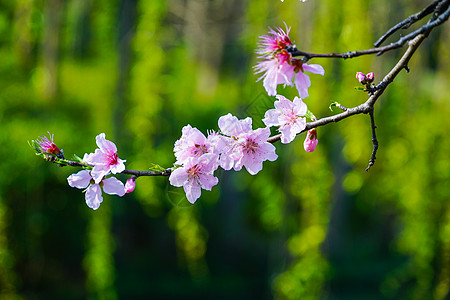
[35,132,61,156]
[67,170,125,210]
[256,24,293,55]
[218,113,278,175]
[124,176,136,194]
[169,153,219,204]
[174,125,218,165]
[263,95,308,144]
[304,128,318,152]
[255,25,324,97]
[85,133,126,183]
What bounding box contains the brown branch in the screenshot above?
[122,169,172,177]
[374,0,442,47]
[290,3,449,59]
[365,110,379,171]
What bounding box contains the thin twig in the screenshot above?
[122,169,172,177]
[365,110,379,171]
[290,4,449,59]
[374,0,441,47]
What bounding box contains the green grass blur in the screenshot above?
[0,0,449,299]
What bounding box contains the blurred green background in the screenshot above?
[0,0,449,299]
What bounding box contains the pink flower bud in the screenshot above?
[36,132,61,155]
[365,72,374,83]
[356,72,366,84]
[304,129,318,152]
[125,176,136,193]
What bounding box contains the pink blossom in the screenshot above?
[304,128,318,152]
[35,132,61,155]
[169,153,219,204]
[255,24,324,97]
[263,95,308,144]
[281,60,325,98]
[125,176,136,193]
[366,72,374,82]
[85,133,126,183]
[255,55,324,98]
[256,24,293,55]
[174,125,219,165]
[255,53,293,96]
[218,113,278,175]
[67,170,125,210]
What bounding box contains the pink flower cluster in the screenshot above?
[169,114,278,203]
[67,133,129,210]
[254,24,324,98]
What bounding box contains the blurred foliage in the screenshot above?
[0,0,449,299]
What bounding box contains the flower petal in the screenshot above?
[262,108,281,127]
[303,63,325,75]
[103,177,125,197]
[198,173,219,191]
[183,181,202,204]
[85,184,103,210]
[96,133,117,153]
[294,72,311,99]
[169,167,188,187]
[67,170,92,189]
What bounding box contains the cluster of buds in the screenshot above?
[356,72,374,85]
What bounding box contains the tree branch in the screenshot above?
[290,2,449,60]
[373,0,442,47]
[365,110,378,171]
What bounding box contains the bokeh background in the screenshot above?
[0,0,449,299]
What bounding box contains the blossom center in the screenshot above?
[276,49,292,64]
[243,138,258,154]
[187,164,201,179]
[192,144,208,156]
[106,152,118,165]
[285,110,298,124]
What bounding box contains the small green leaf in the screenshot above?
[72,154,84,163]
[354,86,365,90]
[305,110,317,121]
[329,102,338,112]
[149,163,166,172]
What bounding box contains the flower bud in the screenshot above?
[36,132,62,156]
[365,72,374,83]
[304,128,318,152]
[124,176,136,193]
[356,72,366,84]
